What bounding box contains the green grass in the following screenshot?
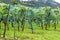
[0,22,60,40]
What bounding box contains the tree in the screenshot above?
[0,3,9,38]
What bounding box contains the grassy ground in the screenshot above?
[0,22,60,40]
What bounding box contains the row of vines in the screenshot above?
[0,3,60,39]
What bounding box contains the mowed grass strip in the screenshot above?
[0,22,60,40]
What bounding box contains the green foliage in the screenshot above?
[0,3,9,18]
[0,3,59,21]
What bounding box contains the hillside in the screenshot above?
[0,0,60,7]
